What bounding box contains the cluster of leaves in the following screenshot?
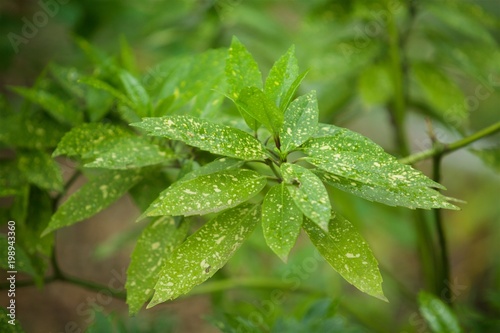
[0,33,462,317]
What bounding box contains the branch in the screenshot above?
[399,121,500,164]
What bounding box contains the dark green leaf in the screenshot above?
[148,204,260,306]
[0,234,38,278]
[262,183,302,262]
[143,169,266,217]
[280,91,319,153]
[281,163,331,231]
[126,217,190,314]
[304,214,386,301]
[235,87,283,136]
[42,170,142,235]
[418,291,462,333]
[132,115,268,160]
[0,307,26,332]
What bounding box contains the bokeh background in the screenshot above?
[1,0,500,332]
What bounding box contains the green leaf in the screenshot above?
[226,36,263,99]
[126,217,190,314]
[0,234,38,278]
[0,160,27,197]
[303,124,459,210]
[42,170,142,235]
[471,147,500,174]
[143,169,266,217]
[226,36,263,131]
[303,213,386,301]
[178,157,244,183]
[235,87,283,136]
[412,63,467,125]
[18,151,63,192]
[131,115,268,160]
[119,35,137,74]
[418,291,462,333]
[279,70,309,113]
[79,77,135,109]
[119,70,151,117]
[264,45,299,110]
[358,63,393,106]
[10,87,83,126]
[281,163,331,231]
[261,183,302,262]
[129,171,171,212]
[280,91,319,153]
[148,204,260,306]
[53,123,130,159]
[84,137,175,170]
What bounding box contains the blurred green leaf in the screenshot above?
[126,217,190,314]
[0,307,26,332]
[358,62,393,106]
[419,291,462,333]
[18,151,63,192]
[148,204,259,307]
[119,70,151,117]
[304,213,386,301]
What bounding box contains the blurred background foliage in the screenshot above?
[1,0,500,332]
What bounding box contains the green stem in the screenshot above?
[399,121,500,164]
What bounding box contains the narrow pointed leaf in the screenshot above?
[280,90,319,153]
[79,77,135,109]
[178,157,244,183]
[144,169,266,217]
[418,291,462,333]
[119,70,151,117]
[42,170,142,235]
[280,69,309,112]
[11,87,83,126]
[226,36,263,131]
[281,163,331,231]
[148,204,260,306]
[85,137,175,170]
[131,115,268,160]
[262,183,302,262]
[304,214,386,301]
[235,87,283,136]
[264,45,299,110]
[18,151,63,192]
[126,217,190,314]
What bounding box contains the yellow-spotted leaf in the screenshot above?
[304,213,386,302]
[143,169,266,217]
[262,183,302,262]
[126,217,190,314]
[148,204,260,307]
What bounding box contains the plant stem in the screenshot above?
[399,121,500,164]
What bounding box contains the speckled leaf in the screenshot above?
[264,45,299,111]
[42,170,142,235]
[303,125,459,210]
[235,87,283,136]
[143,169,266,217]
[303,213,386,302]
[148,204,260,306]
[0,161,26,196]
[280,70,309,113]
[226,36,263,131]
[131,115,268,160]
[280,91,319,153]
[18,151,63,192]
[281,163,331,231]
[119,70,151,117]
[11,87,83,126]
[317,171,459,210]
[126,217,190,314]
[418,291,462,333]
[85,137,175,169]
[53,123,130,158]
[262,183,302,262]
